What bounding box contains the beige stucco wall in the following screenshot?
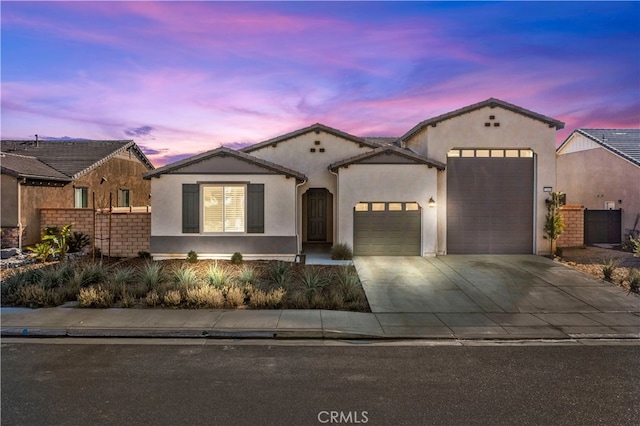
[150,173,297,237]
[1,174,19,227]
[336,164,439,256]
[15,155,151,245]
[557,146,640,236]
[404,105,558,255]
[248,130,373,244]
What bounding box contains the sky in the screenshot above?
[2,1,639,166]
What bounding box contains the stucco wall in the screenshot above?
[336,164,439,256]
[557,146,640,237]
[17,155,151,245]
[1,174,19,227]
[248,130,373,243]
[150,173,297,237]
[404,106,558,255]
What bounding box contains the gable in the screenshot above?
[165,154,283,175]
[557,133,600,155]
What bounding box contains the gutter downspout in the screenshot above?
[295,178,307,256]
[329,168,339,245]
[17,178,25,252]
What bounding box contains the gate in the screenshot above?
[584,209,622,244]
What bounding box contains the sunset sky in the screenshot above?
[2,1,639,166]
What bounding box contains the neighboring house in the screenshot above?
[145,98,564,259]
[1,139,154,248]
[556,129,640,242]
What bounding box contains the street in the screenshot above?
[2,339,639,425]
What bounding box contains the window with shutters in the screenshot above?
[202,185,246,233]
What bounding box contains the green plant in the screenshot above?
[37,263,74,289]
[78,286,113,308]
[331,243,353,260]
[543,192,565,256]
[72,262,107,287]
[30,242,55,263]
[42,223,73,260]
[138,251,151,259]
[626,269,640,293]
[334,266,362,302]
[230,252,243,265]
[236,265,257,285]
[68,232,91,253]
[268,261,291,287]
[601,258,620,282]
[206,262,230,288]
[299,266,329,295]
[171,265,199,288]
[109,267,136,286]
[140,261,164,291]
[186,250,198,263]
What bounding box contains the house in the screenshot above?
[556,129,640,243]
[144,98,564,259]
[1,139,154,248]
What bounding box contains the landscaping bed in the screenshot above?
[558,246,640,294]
[1,257,370,312]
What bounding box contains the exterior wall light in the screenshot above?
[428,197,436,207]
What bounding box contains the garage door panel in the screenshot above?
[354,206,421,256]
[447,156,533,254]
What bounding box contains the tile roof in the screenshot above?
[242,123,381,153]
[144,146,307,182]
[0,152,71,181]
[397,98,565,145]
[329,144,446,171]
[560,129,640,167]
[362,137,399,146]
[1,140,154,179]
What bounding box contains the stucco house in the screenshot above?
[1,139,154,248]
[556,129,640,242]
[144,98,564,259]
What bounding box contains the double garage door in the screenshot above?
[447,150,534,254]
[353,202,421,256]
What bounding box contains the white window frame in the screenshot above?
[74,187,88,208]
[201,184,247,233]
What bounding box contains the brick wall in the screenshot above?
[556,205,584,248]
[1,227,26,248]
[40,208,150,258]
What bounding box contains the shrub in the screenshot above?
[186,250,198,263]
[30,242,55,263]
[16,284,51,308]
[309,291,326,309]
[109,267,136,286]
[331,243,353,260]
[172,265,199,288]
[163,289,182,307]
[37,263,74,289]
[206,262,230,288]
[299,266,329,295]
[268,261,292,287]
[286,291,310,309]
[138,251,152,259]
[145,290,160,307]
[225,286,245,307]
[120,292,136,308]
[602,258,620,282]
[140,261,164,291]
[78,286,113,308]
[236,265,257,286]
[68,232,91,253]
[73,262,107,287]
[554,247,563,258]
[627,269,640,293]
[248,287,286,308]
[230,252,243,265]
[334,266,362,302]
[184,286,225,308]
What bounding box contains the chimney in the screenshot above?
[35,134,39,147]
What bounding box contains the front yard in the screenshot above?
[0,258,370,312]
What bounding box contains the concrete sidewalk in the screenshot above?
[2,306,639,340]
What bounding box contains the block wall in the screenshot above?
[556,206,584,248]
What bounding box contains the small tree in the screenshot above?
[544,192,565,256]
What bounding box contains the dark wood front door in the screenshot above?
[307,189,327,241]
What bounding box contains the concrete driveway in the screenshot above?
[354,255,640,315]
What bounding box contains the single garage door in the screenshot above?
[447,149,534,254]
[353,202,421,255]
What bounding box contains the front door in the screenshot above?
[307,189,327,241]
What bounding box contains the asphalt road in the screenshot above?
[2,340,639,425]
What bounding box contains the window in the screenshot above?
[405,203,419,211]
[371,203,386,211]
[118,189,130,207]
[388,203,402,211]
[355,203,369,211]
[202,185,245,232]
[74,187,88,208]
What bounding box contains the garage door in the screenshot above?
[447,149,534,254]
[353,202,421,255]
